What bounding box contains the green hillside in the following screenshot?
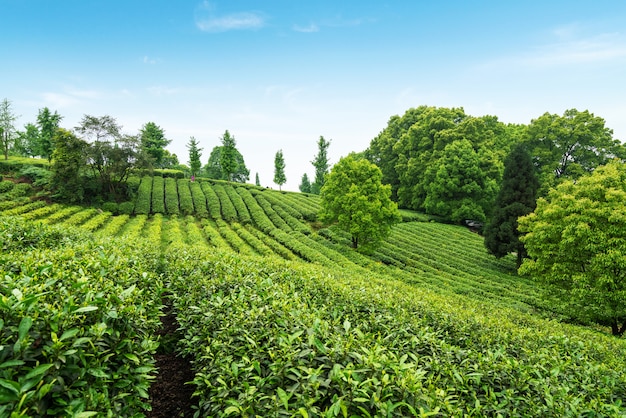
[1,177,626,416]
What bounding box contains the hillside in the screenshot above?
[1,177,626,416]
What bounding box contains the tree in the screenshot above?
[255,172,260,187]
[76,115,147,199]
[187,137,203,178]
[0,98,18,160]
[422,139,499,223]
[140,122,171,167]
[220,130,239,182]
[518,160,626,336]
[273,149,286,190]
[50,128,88,202]
[320,155,401,251]
[14,123,40,157]
[311,136,331,194]
[299,173,312,193]
[36,107,63,160]
[204,145,250,183]
[525,109,625,194]
[484,144,539,268]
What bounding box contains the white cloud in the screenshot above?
[195,1,265,32]
[142,55,159,65]
[292,23,319,33]
[146,85,181,96]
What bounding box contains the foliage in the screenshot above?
[134,175,152,215]
[186,136,202,178]
[299,173,312,193]
[13,123,40,157]
[164,177,180,215]
[219,130,240,182]
[273,149,286,190]
[177,178,194,215]
[519,160,626,335]
[255,172,260,186]
[484,144,539,267]
[205,141,250,183]
[320,155,400,250]
[524,108,625,194]
[0,98,18,160]
[140,122,171,167]
[50,128,89,203]
[311,136,331,194]
[36,107,63,161]
[17,165,52,188]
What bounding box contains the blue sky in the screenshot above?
[2,0,626,190]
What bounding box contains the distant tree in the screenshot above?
[273,149,286,190]
[311,135,331,194]
[519,160,626,336]
[0,98,18,160]
[320,155,401,251]
[76,115,147,199]
[484,144,539,268]
[422,139,499,223]
[299,173,312,193]
[160,150,179,168]
[187,136,203,178]
[525,108,625,194]
[50,128,88,202]
[140,122,171,167]
[220,130,238,182]
[255,172,260,186]
[36,107,63,160]
[14,123,40,157]
[204,145,250,183]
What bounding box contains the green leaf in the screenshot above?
[75,412,99,418]
[124,353,140,364]
[74,306,98,313]
[60,328,80,341]
[0,379,19,394]
[18,317,33,340]
[277,387,290,410]
[24,363,54,380]
[0,360,25,369]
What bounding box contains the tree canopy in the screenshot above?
[140,122,171,167]
[519,160,626,336]
[311,136,331,194]
[299,173,312,193]
[0,98,18,160]
[204,145,250,183]
[187,137,203,178]
[220,130,239,182]
[36,107,63,161]
[484,144,539,267]
[273,149,286,190]
[320,155,400,251]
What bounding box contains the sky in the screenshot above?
[2,0,626,191]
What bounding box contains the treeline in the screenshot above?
[363,105,625,223]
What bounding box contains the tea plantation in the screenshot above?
[1,177,625,417]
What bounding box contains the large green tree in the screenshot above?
[525,108,625,194]
[187,137,203,178]
[0,98,18,160]
[220,130,239,182]
[484,144,539,268]
[36,107,63,161]
[204,145,250,183]
[14,123,40,157]
[50,128,88,202]
[320,155,400,251]
[519,160,626,336]
[299,173,312,193]
[140,122,171,167]
[273,149,286,190]
[311,136,331,194]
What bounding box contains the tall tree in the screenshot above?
[484,144,539,268]
[0,98,18,160]
[75,114,120,143]
[311,136,331,194]
[273,149,286,190]
[36,107,63,160]
[14,123,40,157]
[50,128,88,202]
[140,122,171,167]
[187,137,203,178]
[525,108,625,194]
[320,155,401,251]
[519,160,626,336]
[255,172,260,187]
[204,145,250,183]
[220,130,239,182]
[299,173,312,193]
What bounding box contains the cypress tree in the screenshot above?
[484,144,539,268]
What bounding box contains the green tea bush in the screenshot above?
[224,185,251,224]
[102,201,119,214]
[134,176,152,215]
[118,201,135,215]
[189,181,209,218]
[177,179,194,215]
[164,178,179,215]
[150,176,165,214]
[254,193,291,231]
[236,187,274,233]
[212,184,237,222]
[0,180,15,194]
[200,182,221,219]
[17,165,52,187]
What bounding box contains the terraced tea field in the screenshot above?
[1,177,625,417]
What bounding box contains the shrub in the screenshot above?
[201,182,221,220]
[0,180,14,194]
[212,184,237,222]
[164,178,180,215]
[134,176,152,215]
[177,179,194,216]
[189,181,209,218]
[118,201,134,215]
[18,166,52,187]
[102,201,119,214]
[152,176,165,214]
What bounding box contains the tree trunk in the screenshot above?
[351,236,358,249]
[611,319,626,336]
